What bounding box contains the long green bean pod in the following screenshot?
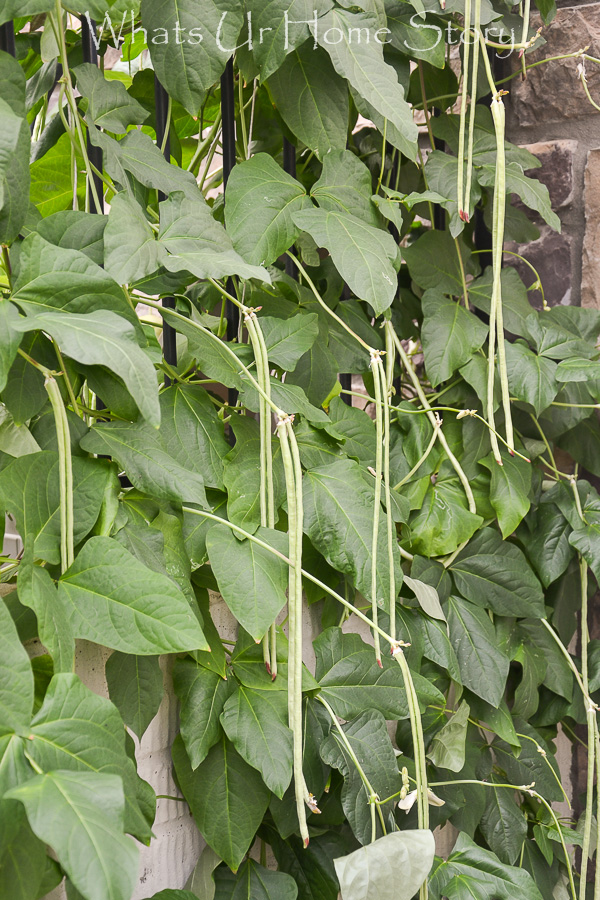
[457,0,473,222]
[277,416,310,846]
[464,0,482,216]
[44,376,74,572]
[490,94,514,455]
[382,329,397,642]
[370,351,385,666]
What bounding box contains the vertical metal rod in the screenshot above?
[0,21,16,56]
[80,17,104,214]
[220,57,238,412]
[154,75,177,376]
[221,57,238,341]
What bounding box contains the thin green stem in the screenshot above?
[182,506,400,647]
[318,695,386,841]
[390,331,477,514]
[287,251,373,355]
[393,418,440,490]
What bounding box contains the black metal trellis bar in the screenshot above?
[220,56,238,411]
[474,49,505,272]
[154,75,177,378]
[80,17,104,214]
[0,20,16,56]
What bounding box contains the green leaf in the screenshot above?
[172,734,270,872]
[293,207,398,315]
[144,892,199,900]
[12,233,135,322]
[0,597,33,737]
[0,1,52,25]
[425,150,481,237]
[230,627,319,694]
[158,191,269,282]
[0,804,46,900]
[105,652,163,740]
[480,451,532,539]
[80,420,208,508]
[468,267,534,338]
[493,721,563,803]
[328,396,376,466]
[427,701,470,772]
[27,672,154,840]
[141,0,243,114]
[558,417,600,478]
[58,536,208,654]
[0,53,30,244]
[504,340,558,416]
[225,153,310,266]
[239,376,339,435]
[74,64,148,133]
[15,309,160,426]
[88,125,200,201]
[449,527,545,618]
[477,161,561,232]
[184,844,221,898]
[569,521,600,587]
[479,786,528,865]
[267,43,346,160]
[386,5,445,66]
[314,627,441,720]
[17,543,74,674]
[371,194,404,232]
[7,771,138,900]
[334,830,435,900]
[313,8,418,160]
[518,619,572,701]
[403,230,478,294]
[403,575,445,622]
[259,313,319,371]
[214,859,298,900]
[220,683,293,798]
[303,459,403,608]
[446,596,509,707]
[246,0,331,79]
[173,659,233,768]
[526,503,573,588]
[408,480,484,556]
[33,209,107,267]
[420,292,488,386]
[429,832,544,900]
[222,415,281,532]
[269,828,351,900]
[311,150,380,227]
[0,300,21,392]
[555,357,600,382]
[160,384,230,491]
[103,193,161,285]
[207,524,289,641]
[320,709,401,844]
[0,452,114,566]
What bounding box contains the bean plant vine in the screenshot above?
[2,1,600,899]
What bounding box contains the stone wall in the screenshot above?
[506,1,600,309]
